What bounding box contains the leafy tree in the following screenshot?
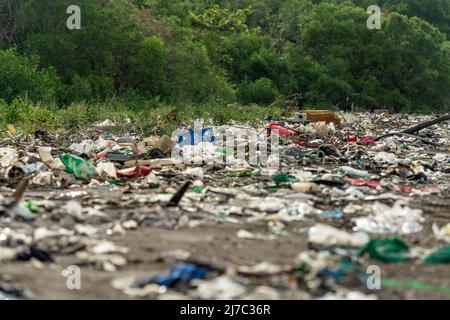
[0,48,60,104]
[129,36,167,98]
[238,77,279,105]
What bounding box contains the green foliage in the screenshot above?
[223,33,287,86]
[129,36,167,98]
[0,48,61,104]
[351,0,450,39]
[190,4,254,32]
[238,77,279,105]
[1,0,449,113]
[0,97,33,124]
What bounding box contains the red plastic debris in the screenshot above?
[117,166,151,178]
[394,184,413,194]
[347,135,358,143]
[346,178,381,188]
[293,140,308,147]
[362,137,376,146]
[268,123,297,136]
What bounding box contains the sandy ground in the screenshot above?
[1,186,449,300]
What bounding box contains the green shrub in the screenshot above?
[237,77,279,105]
[129,36,167,98]
[0,97,33,124]
[0,48,61,104]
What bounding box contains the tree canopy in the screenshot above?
[1,0,449,112]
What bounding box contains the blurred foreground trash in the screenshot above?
[1,112,450,300]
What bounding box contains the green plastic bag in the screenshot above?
[25,200,40,213]
[359,237,410,263]
[423,246,450,264]
[59,153,95,180]
[273,173,296,184]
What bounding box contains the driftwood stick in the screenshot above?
[376,114,450,141]
[401,114,450,134]
[374,132,439,146]
[167,181,191,207]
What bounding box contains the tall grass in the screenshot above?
[0,98,284,137]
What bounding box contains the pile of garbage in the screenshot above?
[0,112,449,300]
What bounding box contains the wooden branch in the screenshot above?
[401,114,450,135]
[374,132,439,146]
[375,114,450,142]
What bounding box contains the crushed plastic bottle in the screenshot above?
[339,166,372,179]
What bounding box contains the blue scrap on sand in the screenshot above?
[320,210,344,219]
[136,263,210,288]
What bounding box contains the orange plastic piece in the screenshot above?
[304,110,342,127]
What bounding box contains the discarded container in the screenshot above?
[339,166,371,179]
[107,152,132,163]
[117,166,151,178]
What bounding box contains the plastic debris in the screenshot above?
[353,201,424,234]
[59,154,95,179]
[359,237,410,263]
[116,166,151,178]
[1,112,449,300]
[423,246,450,264]
[308,224,370,247]
[196,276,246,300]
[339,166,372,179]
[291,182,318,193]
[96,162,117,179]
[135,263,210,288]
[0,148,18,168]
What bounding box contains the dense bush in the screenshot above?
[238,77,279,105]
[0,0,449,111]
[0,48,60,104]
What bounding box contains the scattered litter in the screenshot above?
[196,276,246,300]
[353,201,424,234]
[308,224,369,247]
[1,112,449,300]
